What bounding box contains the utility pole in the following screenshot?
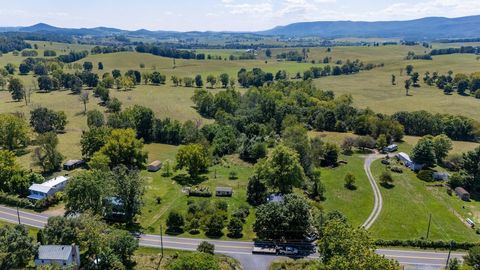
[160,224,164,258]
[17,205,21,225]
[426,213,432,239]
[445,241,453,269]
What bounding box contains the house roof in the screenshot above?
[455,187,470,195]
[43,176,70,187]
[216,187,233,192]
[38,245,74,261]
[267,193,284,203]
[148,160,162,167]
[29,184,52,194]
[64,160,84,166]
[397,152,412,163]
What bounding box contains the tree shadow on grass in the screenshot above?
[165,228,184,236]
[205,232,224,239]
[172,173,208,185]
[380,182,395,189]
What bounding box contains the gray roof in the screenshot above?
[216,187,233,192]
[64,160,84,166]
[29,184,52,194]
[38,245,73,261]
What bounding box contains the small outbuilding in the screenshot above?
[63,160,85,171]
[35,244,80,269]
[216,187,233,197]
[267,193,284,203]
[147,160,162,172]
[455,187,470,201]
[432,172,449,181]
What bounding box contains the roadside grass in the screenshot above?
[368,160,479,242]
[320,154,374,227]
[139,144,256,240]
[0,220,39,239]
[134,246,242,270]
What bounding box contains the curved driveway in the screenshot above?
[361,153,383,230]
[0,187,464,270]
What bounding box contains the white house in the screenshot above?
[35,244,80,269]
[28,176,70,201]
[396,152,424,171]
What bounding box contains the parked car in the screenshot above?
[279,247,298,255]
[381,159,390,165]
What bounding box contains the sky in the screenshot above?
[1,0,480,32]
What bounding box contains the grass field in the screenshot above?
[134,246,242,270]
[369,159,479,242]
[1,41,480,243]
[139,144,256,240]
[320,154,374,227]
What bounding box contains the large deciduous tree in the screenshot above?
[32,132,64,173]
[97,128,148,169]
[0,113,29,150]
[253,194,312,240]
[254,144,306,194]
[175,143,210,179]
[0,225,37,269]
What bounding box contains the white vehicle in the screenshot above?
[279,247,298,255]
[466,218,475,228]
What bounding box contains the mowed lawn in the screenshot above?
[139,144,256,240]
[320,154,374,227]
[368,160,479,242]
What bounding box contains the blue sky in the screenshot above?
[1,0,479,31]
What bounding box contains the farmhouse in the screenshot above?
[215,187,233,197]
[396,152,424,171]
[455,187,470,201]
[28,176,70,201]
[147,160,162,172]
[63,160,85,171]
[35,244,80,269]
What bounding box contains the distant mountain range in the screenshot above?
[259,16,480,39]
[2,16,480,40]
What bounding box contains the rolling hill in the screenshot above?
[2,15,480,40]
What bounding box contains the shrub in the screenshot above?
[228,171,238,180]
[188,186,212,197]
[232,206,250,223]
[166,211,185,233]
[375,239,478,250]
[344,173,356,190]
[390,166,403,173]
[197,241,215,254]
[34,192,63,211]
[379,171,394,188]
[417,169,434,182]
[475,89,480,99]
[0,192,33,208]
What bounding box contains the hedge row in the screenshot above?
[0,192,33,208]
[375,239,478,250]
[0,192,63,211]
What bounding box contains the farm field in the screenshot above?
[139,143,257,240]
[369,159,479,242]
[0,41,479,243]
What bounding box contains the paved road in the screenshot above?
[362,153,384,230]
[0,205,466,270]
